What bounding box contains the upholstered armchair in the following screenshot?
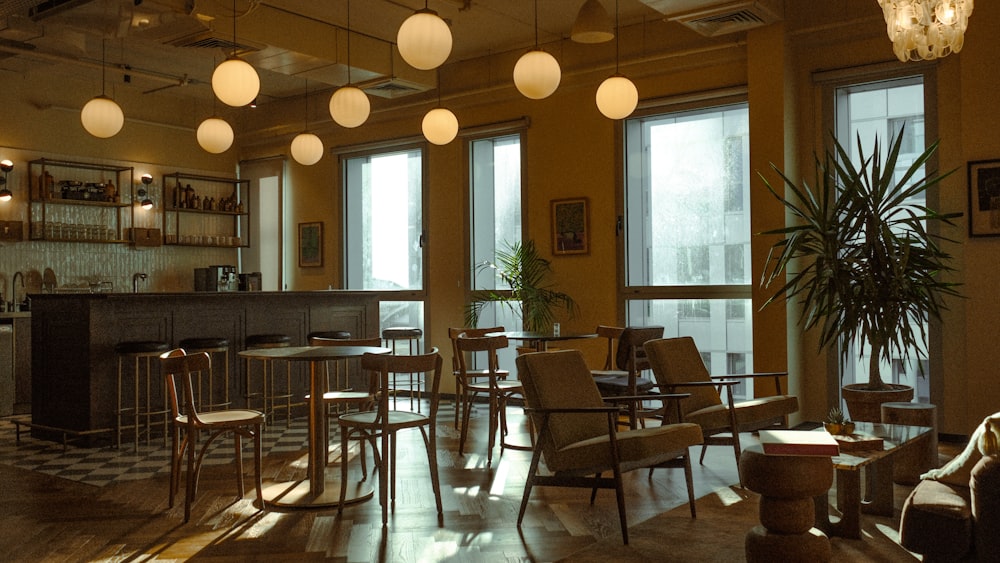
[515,349,703,544]
[644,336,798,485]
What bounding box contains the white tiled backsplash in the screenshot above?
[0,238,238,298]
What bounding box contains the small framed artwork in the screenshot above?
[968,159,1000,237]
[298,221,323,267]
[551,197,589,255]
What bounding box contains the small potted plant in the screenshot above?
[824,407,855,436]
[465,239,577,332]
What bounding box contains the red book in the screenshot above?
[759,430,840,456]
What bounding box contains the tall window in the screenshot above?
[469,133,523,369]
[342,146,425,335]
[833,76,930,402]
[623,103,753,396]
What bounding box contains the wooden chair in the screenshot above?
[337,349,444,527]
[455,333,526,465]
[591,326,662,428]
[644,336,798,486]
[160,348,265,523]
[448,326,510,428]
[515,349,703,544]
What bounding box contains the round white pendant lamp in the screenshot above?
[397,7,452,70]
[81,95,124,138]
[422,107,458,145]
[513,49,561,100]
[329,85,370,128]
[196,117,234,154]
[596,75,638,119]
[596,0,637,120]
[212,56,260,107]
[291,133,324,165]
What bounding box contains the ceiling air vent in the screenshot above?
[666,0,782,37]
[360,77,431,99]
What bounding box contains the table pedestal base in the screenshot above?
[262,479,374,508]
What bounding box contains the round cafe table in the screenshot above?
[487,330,598,352]
[238,345,391,508]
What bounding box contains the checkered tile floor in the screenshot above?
[0,415,311,487]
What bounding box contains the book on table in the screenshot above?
[759,430,840,456]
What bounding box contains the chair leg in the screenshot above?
[731,431,744,488]
[169,428,182,508]
[184,429,198,523]
[389,431,397,511]
[380,427,389,527]
[517,442,546,528]
[612,465,628,545]
[458,391,475,456]
[423,427,443,518]
[699,443,709,464]
[253,425,264,509]
[338,426,350,515]
[487,393,498,465]
[233,432,245,498]
[683,452,697,518]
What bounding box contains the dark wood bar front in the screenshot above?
[29,291,380,443]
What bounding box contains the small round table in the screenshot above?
[486,330,597,352]
[237,344,391,508]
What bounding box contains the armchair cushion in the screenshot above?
[899,477,973,559]
[683,396,801,433]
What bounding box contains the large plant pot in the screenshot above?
[841,383,914,423]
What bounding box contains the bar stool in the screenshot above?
[115,339,172,450]
[178,337,231,411]
[381,327,423,411]
[244,333,295,427]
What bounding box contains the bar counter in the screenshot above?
[29,291,379,443]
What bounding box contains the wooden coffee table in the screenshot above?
[813,421,932,539]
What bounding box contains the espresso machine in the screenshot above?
[194,265,238,292]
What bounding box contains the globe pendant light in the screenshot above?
[81,39,124,138]
[397,2,452,70]
[197,117,234,153]
[330,0,370,128]
[0,160,13,202]
[422,71,458,145]
[514,0,561,100]
[291,81,324,166]
[596,0,637,120]
[212,0,260,107]
[422,107,458,145]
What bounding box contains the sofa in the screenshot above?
[899,414,1000,562]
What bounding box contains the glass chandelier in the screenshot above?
[877,0,974,62]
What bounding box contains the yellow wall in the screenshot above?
[3,2,997,434]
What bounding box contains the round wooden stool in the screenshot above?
[178,337,230,411]
[882,401,938,485]
[115,340,171,450]
[740,444,833,562]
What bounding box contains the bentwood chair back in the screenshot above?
[447,326,509,427]
[455,333,527,465]
[337,348,444,527]
[161,348,265,523]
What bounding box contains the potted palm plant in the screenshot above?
[465,239,577,332]
[760,129,961,422]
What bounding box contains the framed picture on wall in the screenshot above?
[551,197,589,255]
[298,221,323,267]
[968,159,1000,237]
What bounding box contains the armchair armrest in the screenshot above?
[603,392,692,403]
[709,371,788,394]
[524,406,620,415]
[652,380,739,389]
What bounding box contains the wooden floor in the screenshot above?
[0,401,941,562]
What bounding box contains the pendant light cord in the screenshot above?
[346,0,352,84]
[533,0,539,48]
[614,0,620,74]
[100,38,107,96]
[231,0,237,57]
